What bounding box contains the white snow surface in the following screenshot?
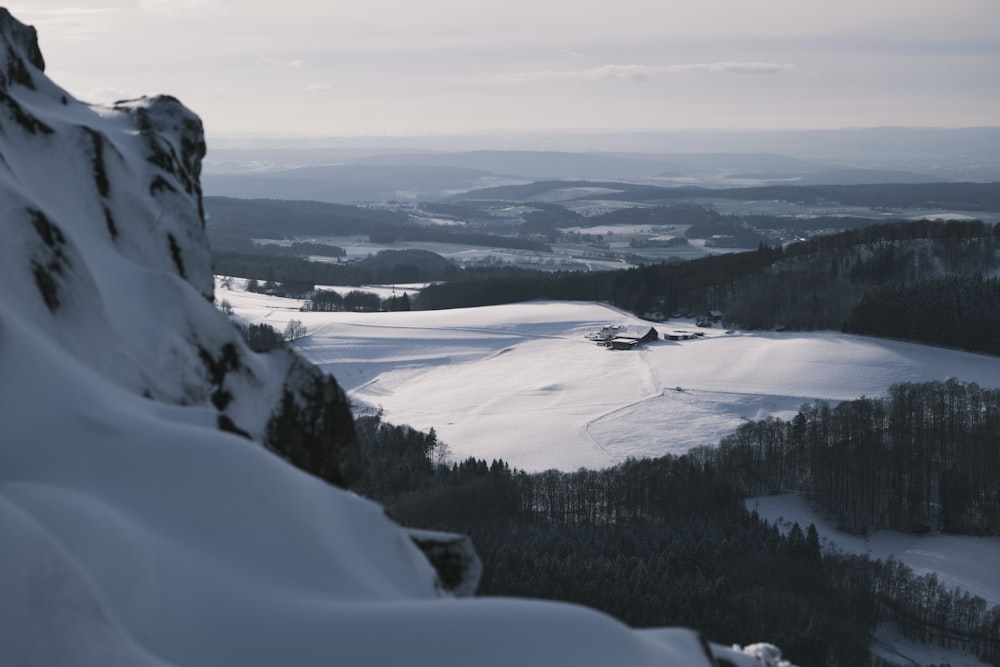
[0,10,774,666]
[221,282,1000,472]
[748,494,1000,607]
[871,625,992,667]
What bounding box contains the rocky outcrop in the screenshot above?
[0,8,358,487]
[407,528,483,597]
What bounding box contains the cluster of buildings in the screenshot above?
[586,323,705,350]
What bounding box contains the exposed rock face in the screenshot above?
[407,528,483,597]
[0,8,44,84]
[0,8,358,487]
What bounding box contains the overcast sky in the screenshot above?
[10,1,1000,139]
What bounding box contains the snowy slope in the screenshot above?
[221,283,1000,472]
[748,494,1000,607]
[748,494,1000,667]
[0,10,781,667]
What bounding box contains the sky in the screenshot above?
[9,1,1000,139]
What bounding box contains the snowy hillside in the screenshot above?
[221,284,1000,472]
[749,494,1000,608]
[0,9,782,667]
[749,494,1000,667]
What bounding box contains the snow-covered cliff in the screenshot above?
[0,7,357,486]
[0,9,788,666]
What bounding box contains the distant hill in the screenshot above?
[345,149,838,181]
[203,138,1000,203]
[789,168,940,186]
[204,164,501,203]
[454,180,1000,210]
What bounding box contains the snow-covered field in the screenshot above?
[748,494,1000,607]
[220,279,1000,473]
[871,625,992,667]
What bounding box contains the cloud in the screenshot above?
[137,0,223,16]
[671,62,797,75]
[508,61,796,83]
[591,64,658,81]
[305,82,331,92]
[255,56,307,69]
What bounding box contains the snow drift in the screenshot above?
[0,9,788,666]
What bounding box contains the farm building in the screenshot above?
[608,325,660,350]
[586,323,661,349]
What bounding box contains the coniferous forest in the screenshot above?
[349,399,1000,667]
[702,379,1000,536]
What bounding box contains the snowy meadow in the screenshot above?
[220,278,1000,472]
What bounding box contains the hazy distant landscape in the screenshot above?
[204,127,1000,203]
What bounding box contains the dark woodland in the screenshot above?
[349,403,1000,667]
[702,379,1000,536]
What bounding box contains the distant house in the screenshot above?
[664,330,705,341]
[608,325,659,350]
[587,323,660,349]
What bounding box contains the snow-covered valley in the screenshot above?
[222,282,1000,472]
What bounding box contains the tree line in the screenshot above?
[212,248,464,288]
[307,289,412,313]
[697,379,1000,536]
[413,219,1000,356]
[349,409,1000,666]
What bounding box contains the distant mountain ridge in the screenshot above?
[451,179,1000,209]
[202,126,1000,203]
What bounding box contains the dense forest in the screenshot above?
[204,196,405,247]
[213,247,464,288]
[414,219,1000,355]
[701,379,1000,536]
[206,195,550,255]
[348,408,1000,667]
